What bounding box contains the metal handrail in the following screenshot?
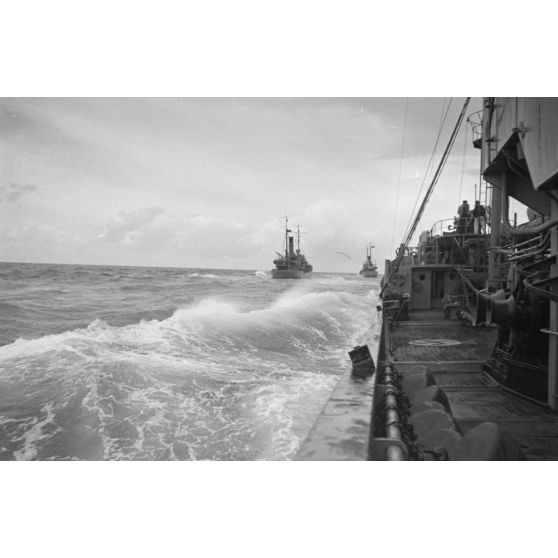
[467,109,483,144]
[382,363,405,461]
[377,322,405,461]
[429,218,455,237]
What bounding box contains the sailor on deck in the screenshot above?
[457,200,470,234]
[472,200,486,234]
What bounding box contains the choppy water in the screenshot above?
[0,262,380,460]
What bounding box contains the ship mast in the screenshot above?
[368,243,375,265]
[284,215,289,257]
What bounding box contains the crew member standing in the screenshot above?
[472,200,486,234]
[457,200,470,234]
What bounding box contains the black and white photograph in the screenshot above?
[4,95,558,462]
[2,2,556,557]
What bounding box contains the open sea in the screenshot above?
[0,262,380,460]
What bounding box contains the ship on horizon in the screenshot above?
[271,217,313,279]
[359,243,378,277]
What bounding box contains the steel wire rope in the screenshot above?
[390,98,409,254]
[380,97,471,296]
[399,98,449,242]
[401,98,453,243]
[457,121,469,207]
[401,98,469,249]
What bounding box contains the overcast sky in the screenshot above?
[1,97,484,272]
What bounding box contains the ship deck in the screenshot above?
[390,311,558,460]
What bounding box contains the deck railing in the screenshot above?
[368,316,407,460]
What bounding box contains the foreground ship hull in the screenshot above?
[298,97,558,460]
[297,310,558,460]
[369,311,558,460]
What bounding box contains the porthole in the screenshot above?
[419,273,426,281]
[449,272,456,280]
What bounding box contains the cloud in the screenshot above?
[0,98,483,269]
[97,207,165,244]
[0,181,38,202]
[168,214,250,260]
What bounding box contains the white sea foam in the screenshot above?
[1,286,375,376]
[0,272,380,460]
[187,272,220,279]
[12,402,59,460]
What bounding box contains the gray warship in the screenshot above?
[359,243,378,277]
[271,217,313,279]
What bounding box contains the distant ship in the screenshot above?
[271,217,313,279]
[359,243,378,277]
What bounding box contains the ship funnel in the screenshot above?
[288,236,295,256]
[488,295,518,327]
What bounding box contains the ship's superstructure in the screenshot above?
[476,98,558,406]
[271,217,313,279]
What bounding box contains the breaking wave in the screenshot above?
[0,272,379,461]
[187,272,220,279]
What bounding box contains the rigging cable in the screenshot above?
[401,97,470,249]
[380,97,471,297]
[457,119,468,207]
[401,98,453,243]
[390,98,409,254]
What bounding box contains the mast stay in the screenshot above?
[380,97,471,297]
